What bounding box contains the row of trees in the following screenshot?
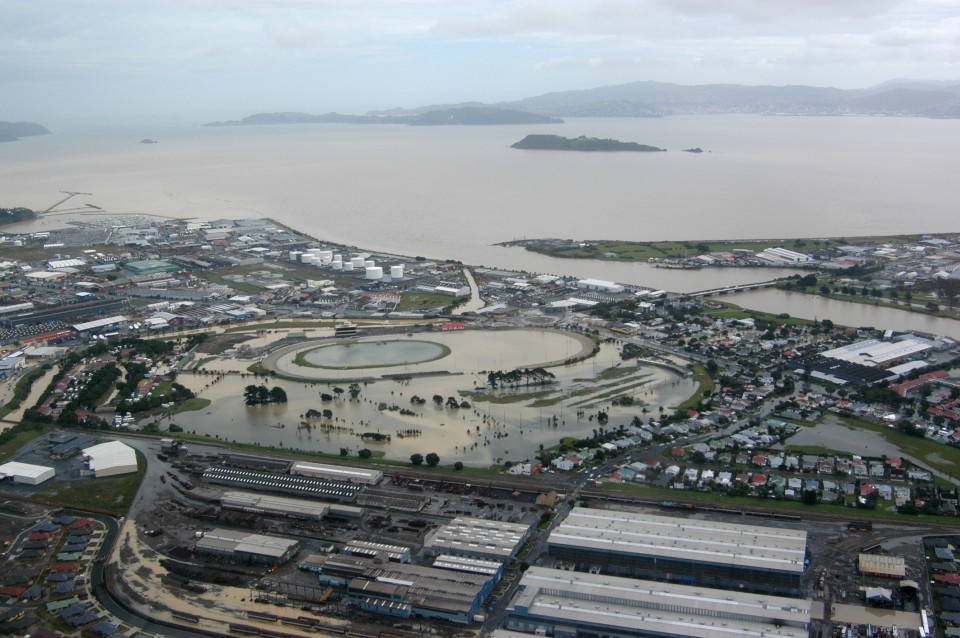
[244,384,288,406]
[487,367,556,388]
[410,452,440,467]
[320,383,363,401]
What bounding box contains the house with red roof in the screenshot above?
[50,561,81,572]
[66,518,92,530]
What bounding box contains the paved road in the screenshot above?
[69,508,232,638]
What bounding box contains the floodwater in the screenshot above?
[301,340,447,368]
[270,329,595,380]
[173,337,695,466]
[728,289,960,340]
[777,417,905,459]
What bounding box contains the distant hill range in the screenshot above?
[0,121,51,143]
[204,106,562,127]
[207,79,960,127]
[371,79,960,119]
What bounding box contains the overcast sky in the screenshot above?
[4,0,959,124]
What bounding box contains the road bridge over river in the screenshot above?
[680,279,783,298]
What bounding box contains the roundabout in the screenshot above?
[262,328,596,381]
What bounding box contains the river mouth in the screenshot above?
[297,340,449,369]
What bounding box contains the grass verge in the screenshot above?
[674,364,714,413]
[30,450,146,515]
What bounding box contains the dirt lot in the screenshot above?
[192,333,256,355]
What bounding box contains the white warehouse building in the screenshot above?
[82,440,139,478]
[576,279,624,294]
[290,461,383,485]
[0,461,56,485]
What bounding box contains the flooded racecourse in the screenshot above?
[172,329,696,466]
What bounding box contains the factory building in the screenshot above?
[290,461,383,485]
[820,338,932,369]
[0,461,56,485]
[72,315,128,337]
[81,440,138,478]
[504,567,811,638]
[346,560,495,624]
[195,528,300,565]
[423,516,532,563]
[220,491,329,521]
[858,554,906,579]
[547,507,806,597]
[122,259,180,274]
[201,467,360,502]
[432,554,504,586]
[343,540,411,563]
[576,279,625,294]
[755,247,815,265]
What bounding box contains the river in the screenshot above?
[728,289,960,340]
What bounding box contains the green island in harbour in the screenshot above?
[511,134,666,152]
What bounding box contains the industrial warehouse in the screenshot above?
[300,551,499,623]
[503,566,812,638]
[81,440,138,478]
[342,539,412,563]
[546,507,807,596]
[0,461,56,485]
[201,466,361,502]
[290,461,383,485]
[346,559,495,624]
[194,528,300,564]
[423,516,532,563]
[219,491,331,521]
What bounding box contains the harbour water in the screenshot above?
[1,115,958,292]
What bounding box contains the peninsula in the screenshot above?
[204,106,562,127]
[510,134,666,152]
[0,121,50,143]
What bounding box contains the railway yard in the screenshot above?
[3,432,957,638]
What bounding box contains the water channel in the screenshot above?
[726,289,960,340]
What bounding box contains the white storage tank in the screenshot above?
[318,250,333,262]
[289,250,303,262]
[308,248,323,256]
[390,265,404,279]
[331,261,343,270]
[332,254,342,263]
[364,260,375,268]
[344,262,354,271]
[365,266,383,280]
[350,257,365,268]
[300,254,316,264]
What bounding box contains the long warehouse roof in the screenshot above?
[547,507,807,574]
[820,338,931,366]
[509,567,811,638]
[221,491,329,519]
[196,528,297,559]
